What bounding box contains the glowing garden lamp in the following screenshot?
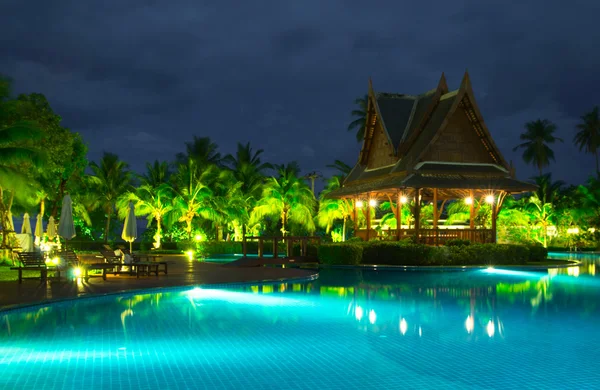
[194,234,203,242]
[356,200,364,209]
[485,195,494,204]
[186,250,194,260]
[73,267,82,278]
[369,199,377,207]
[567,227,579,235]
[464,197,473,205]
[400,195,408,204]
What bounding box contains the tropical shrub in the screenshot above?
[318,243,363,265]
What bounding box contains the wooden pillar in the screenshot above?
[258,238,264,258]
[491,201,497,244]
[352,197,358,237]
[469,189,475,229]
[273,238,278,258]
[414,188,421,242]
[396,192,402,241]
[243,236,248,257]
[432,188,438,229]
[366,196,372,241]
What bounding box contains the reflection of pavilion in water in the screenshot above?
[238,281,504,340]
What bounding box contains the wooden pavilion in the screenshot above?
[328,71,536,244]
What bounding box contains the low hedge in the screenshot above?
[318,241,546,266]
[318,244,363,265]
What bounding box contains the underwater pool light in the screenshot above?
[487,320,495,337]
[355,306,363,321]
[399,318,407,335]
[369,309,376,324]
[465,315,474,333]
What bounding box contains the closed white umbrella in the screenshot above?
[21,213,32,234]
[58,194,76,239]
[121,201,137,253]
[47,216,56,240]
[34,214,43,245]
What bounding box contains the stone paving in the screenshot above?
[0,255,318,310]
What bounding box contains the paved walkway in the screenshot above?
[0,255,318,310]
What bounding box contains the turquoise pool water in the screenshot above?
[1,254,600,389]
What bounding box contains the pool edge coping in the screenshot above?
[0,273,319,315]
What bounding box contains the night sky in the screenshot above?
[1,1,599,186]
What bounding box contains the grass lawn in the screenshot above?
[0,265,61,282]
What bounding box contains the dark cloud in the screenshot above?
[1,0,600,184]
[272,26,325,56]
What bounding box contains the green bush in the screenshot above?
[445,239,471,247]
[527,245,548,262]
[362,242,432,266]
[197,241,242,257]
[291,242,319,258]
[318,243,363,265]
[315,241,536,266]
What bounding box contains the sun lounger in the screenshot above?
[10,251,47,283]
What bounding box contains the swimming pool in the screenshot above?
[1,255,600,389]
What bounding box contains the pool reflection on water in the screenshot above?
[1,254,600,389]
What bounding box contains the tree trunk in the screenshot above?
[51,179,68,218]
[0,187,6,248]
[342,216,347,242]
[186,218,193,240]
[104,208,112,243]
[154,217,163,249]
[242,224,247,240]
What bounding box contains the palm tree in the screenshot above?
[347,94,368,142]
[574,107,600,174]
[0,76,43,247]
[223,142,271,238]
[326,160,353,178]
[89,152,132,243]
[209,170,245,240]
[577,176,600,228]
[316,176,354,241]
[171,160,217,239]
[119,183,173,249]
[531,173,564,205]
[176,136,222,169]
[141,160,170,188]
[252,166,316,236]
[222,142,272,174]
[513,119,563,175]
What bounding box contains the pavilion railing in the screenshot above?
[355,228,493,245]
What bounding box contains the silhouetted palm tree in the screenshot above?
[176,136,222,170]
[347,95,368,142]
[89,152,132,242]
[326,159,353,178]
[574,107,600,174]
[513,119,563,175]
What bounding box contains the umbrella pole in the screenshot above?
[130,241,133,254]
